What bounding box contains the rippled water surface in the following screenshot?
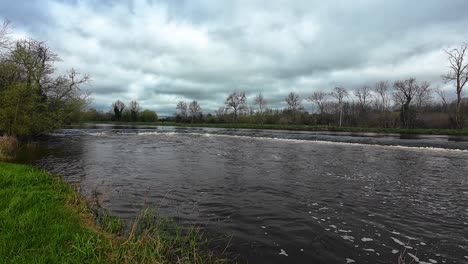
[16,124,468,263]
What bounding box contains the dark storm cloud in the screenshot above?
[1,0,467,115]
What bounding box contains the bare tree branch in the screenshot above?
[307,91,328,114]
[0,20,11,49]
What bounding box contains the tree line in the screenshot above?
[82,100,158,122]
[0,21,90,138]
[171,44,467,129]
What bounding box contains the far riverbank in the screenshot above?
[81,121,468,136]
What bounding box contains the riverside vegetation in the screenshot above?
[0,162,230,264]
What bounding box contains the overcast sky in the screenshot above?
[1,0,467,115]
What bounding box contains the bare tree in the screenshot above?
[354,85,372,111]
[442,44,468,128]
[188,100,202,123]
[129,100,140,121]
[225,91,246,121]
[254,92,267,114]
[285,92,302,112]
[435,87,449,112]
[307,91,328,114]
[112,100,126,121]
[374,80,391,112]
[176,101,188,118]
[393,78,422,128]
[330,87,348,127]
[414,81,432,111]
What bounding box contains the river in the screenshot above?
[15,124,468,264]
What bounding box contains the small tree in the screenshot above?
[330,87,348,127]
[225,91,246,121]
[254,93,267,114]
[414,81,432,111]
[254,93,267,124]
[393,78,421,128]
[374,80,391,128]
[354,85,372,112]
[188,100,202,123]
[442,43,468,128]
[176,101,188,121]
[129,100,140,121]
[285,92,302,112]
[374,81,391,111]
[307,91,328,114]
[112,100,126,121]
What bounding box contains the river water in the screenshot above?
[16,124,468,264]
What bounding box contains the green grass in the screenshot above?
[0,162,229,264]
[83,121,468,136]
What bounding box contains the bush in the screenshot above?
[0,135,19,160]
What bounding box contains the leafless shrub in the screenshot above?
[0,135,19,160]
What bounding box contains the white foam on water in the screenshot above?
[123,131,468,154]
[408,253,420,262]
[391,237,406,246]
[341,235,355,242]
[406,253,434,264]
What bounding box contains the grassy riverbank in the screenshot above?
[0,162,228,264]
[84,121,468,136]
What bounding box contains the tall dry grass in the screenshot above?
[0,135,20,160]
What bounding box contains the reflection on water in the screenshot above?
[16,124,468,264]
